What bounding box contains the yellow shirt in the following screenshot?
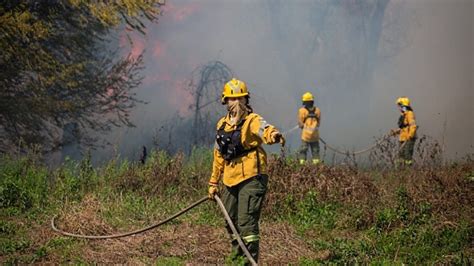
[298,107,321,142]
[209,112,280,187]
[399,110,417,142]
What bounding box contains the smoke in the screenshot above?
[370,0,473,159]
[78,0,472,163]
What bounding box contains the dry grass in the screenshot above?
[1,147,472,264]
[47,211,318,264]
[265,155,473,235]
[46,154,474,263]
[40,158,472,264]
[58,195,115,236]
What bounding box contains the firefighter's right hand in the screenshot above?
[390,128,400,136]
[208,183,218,200]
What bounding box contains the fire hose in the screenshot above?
[51,195,257,266]
[319,133,392,156]
[282,125,396,156]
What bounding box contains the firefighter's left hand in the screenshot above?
[208,184,218,200]
[271,132,285,146]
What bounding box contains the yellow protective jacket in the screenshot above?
[209,112,280,187]
[399,110,417,142]
[298,106,321,142]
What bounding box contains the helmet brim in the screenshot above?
[221,92,249,104]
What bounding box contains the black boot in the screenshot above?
[243,240,259,265]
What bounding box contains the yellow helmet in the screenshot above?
[302,92,314,102]
[221,78,249,104]
[396,97,410,106]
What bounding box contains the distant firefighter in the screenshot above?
[297,92,321,165]
[139,146,147,165]
[392,97,417,166]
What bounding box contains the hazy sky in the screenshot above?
[97,0,472,162]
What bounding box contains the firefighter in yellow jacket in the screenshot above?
[392,97,417,165]
[208,78,284,263]
[297,92,321,165]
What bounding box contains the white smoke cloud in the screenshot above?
[90,0,472,163]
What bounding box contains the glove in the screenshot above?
[271,132,286,146]
[271,131,282,143]
[208,182,218,200]
[390,128,400,136]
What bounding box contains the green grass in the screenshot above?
[289,190,472,264]
[281,191,340,233]
[0,150,472,264]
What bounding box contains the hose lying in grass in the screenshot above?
[51,195,257,266]
[320,133,393,155]
[283,125,396,156]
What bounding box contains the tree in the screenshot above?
[188,61,232,146]
[153,61,232,154]
[0,0,163,153]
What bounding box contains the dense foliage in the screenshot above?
[0,0,162,153]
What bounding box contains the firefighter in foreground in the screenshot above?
[392,97,417,165]
[297,92,321,165]
[207,78,285,263]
